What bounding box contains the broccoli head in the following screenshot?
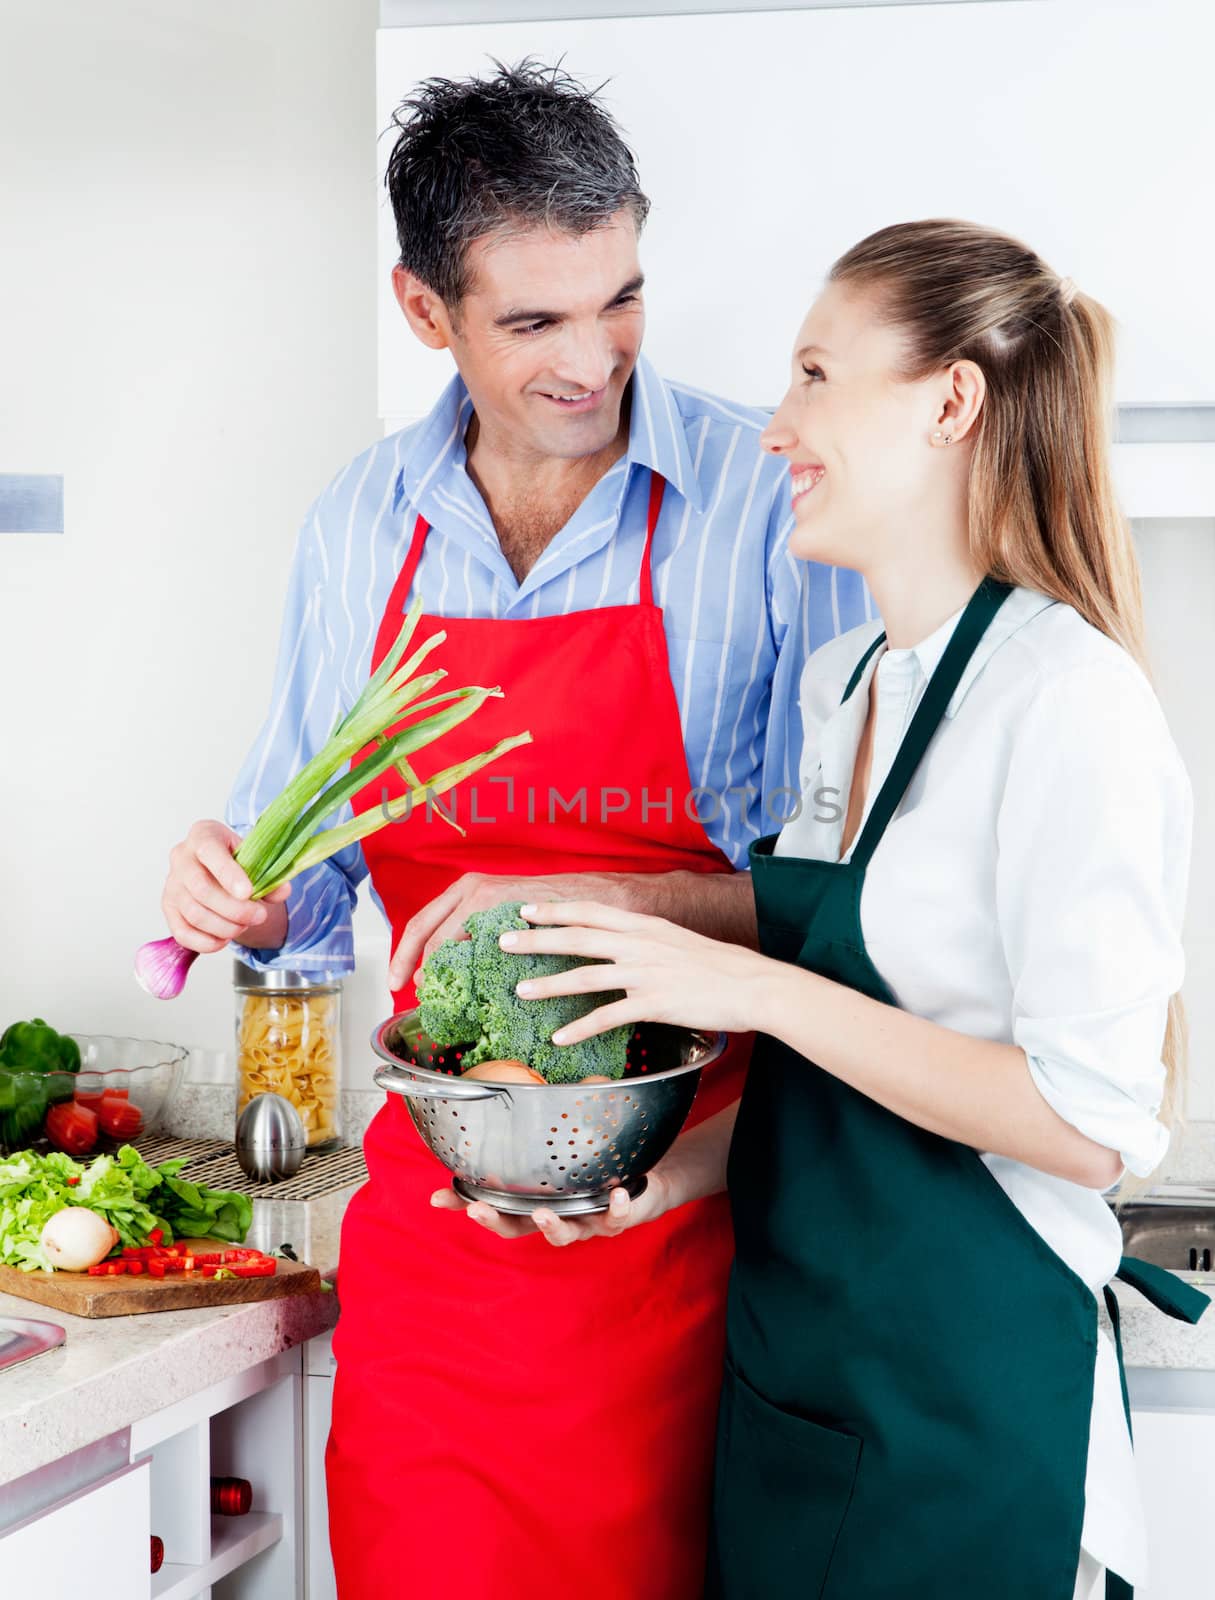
[417,901,630,1082]
[530,1028,628,1086]
[416,937,477,1046]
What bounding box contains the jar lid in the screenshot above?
[232,959,345,990]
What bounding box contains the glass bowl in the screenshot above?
[0,1034,187,1158]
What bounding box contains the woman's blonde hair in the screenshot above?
[829,219,1185,1135]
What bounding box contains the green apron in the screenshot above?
[708,577,1209,1600]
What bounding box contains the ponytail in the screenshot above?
[829,220,1185,1137]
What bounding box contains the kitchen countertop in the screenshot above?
[1101,1273,1215,1370]
[4,1153,1215,1493]
[0,1187,351,1490]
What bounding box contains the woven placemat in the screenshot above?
[131,1134,368,1201]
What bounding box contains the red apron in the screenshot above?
[327,472,749,1598]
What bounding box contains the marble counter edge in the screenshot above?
[0,1188,353,1491]
[0,1285,339,1489]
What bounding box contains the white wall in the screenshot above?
[1136,521,1215,1120]
[0,1,388,1096]
[378,2,1215,420]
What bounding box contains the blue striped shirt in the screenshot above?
[228,355,871,972]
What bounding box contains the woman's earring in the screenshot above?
[931,430,953,446]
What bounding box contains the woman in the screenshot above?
[440,221,1209,1599]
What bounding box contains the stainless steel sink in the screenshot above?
[1118,1202,1215,1273]
[0,1315,65,1373]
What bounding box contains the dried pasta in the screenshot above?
[236,991,340,1147]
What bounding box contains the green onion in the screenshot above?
[134,602,531,998]
[253,732,533,894]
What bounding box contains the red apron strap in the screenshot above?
[400,511,430,596]
[390,512,430,619]
[639,471,666,608]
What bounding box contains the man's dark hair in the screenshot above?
[384,58,650,307]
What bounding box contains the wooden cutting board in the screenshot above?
[0,1239,322,1319]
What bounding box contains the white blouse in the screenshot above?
[775,584,1192,1583]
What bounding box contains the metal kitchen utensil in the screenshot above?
[234,1092,307,1184]
[371,1010,725,1215]
[0,1315,65,1374]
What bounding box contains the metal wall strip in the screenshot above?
[1116,407,1215,444]
[0,474,63,535]
[380,0,1020,26]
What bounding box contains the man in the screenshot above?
[161,61,868,1598]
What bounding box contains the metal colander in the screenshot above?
[371,1010,725,1215]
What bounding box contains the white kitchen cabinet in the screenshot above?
[0,1457,151,1596]
[210,1366,303,1600]
[1130,1403,1215,1600]
[377,3,1215,421]
[304,1331,338,1600]
[1,1348,308,1600]
[130,1350,304,1600]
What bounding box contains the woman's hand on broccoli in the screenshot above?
[500,901,775,1042]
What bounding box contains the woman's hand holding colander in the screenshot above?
[497,899,775,1043]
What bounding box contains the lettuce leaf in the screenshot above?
[0,1145,253,1272]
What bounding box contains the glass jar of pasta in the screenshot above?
[233,963,343,1153]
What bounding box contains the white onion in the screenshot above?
[40,1207,121,1271]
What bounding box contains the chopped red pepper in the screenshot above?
[87,1264,107,1276]
[106,1260,127,1275]
[230,1259,277,1278]
[66,1176,80,1187]
[147,1259,167,1279]
[126,1260,144,1275]
[148,1228,164,1245]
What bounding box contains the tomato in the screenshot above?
[45,1100,99,1157]
[97,1094,144,1140]
[73,1089,105,1109]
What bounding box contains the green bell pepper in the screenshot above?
[0,1021,80,1148]
[0,1018,81,1076]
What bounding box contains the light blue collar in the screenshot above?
[392,351,706,521]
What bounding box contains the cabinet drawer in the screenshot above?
[1,1457,151,1596]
